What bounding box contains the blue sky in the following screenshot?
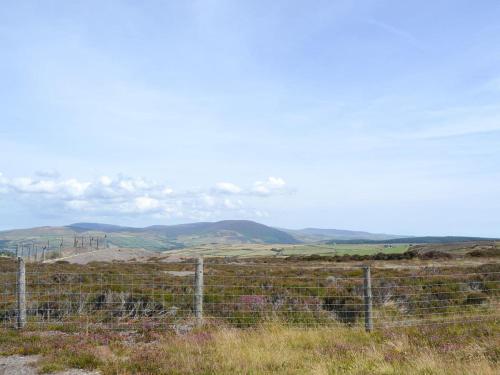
[1,0,500,236]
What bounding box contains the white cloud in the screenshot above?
[62,179,91,197]
[161,187,174,195]
[215,182,242,194]
[0,173,292,220]
[252,177,287,196]
[65,200,90,210]
[223,198,243,209]
[11,178,57,194]
[133,196,160,212]
[200,194,216,207]
[254,210,269,218]
[99,176,112,186]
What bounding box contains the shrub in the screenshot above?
[464,292,488,305]
[468,248,500,257]
[322,294,363,324]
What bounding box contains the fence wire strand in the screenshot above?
[0,261,499,331]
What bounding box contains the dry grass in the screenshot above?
[1,257,498,373]
[1,321,499,374]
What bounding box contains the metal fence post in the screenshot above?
[195,257,204,325]
[17,257,27,329]
[363,266,373,332]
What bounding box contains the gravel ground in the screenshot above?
[0,356,99,375]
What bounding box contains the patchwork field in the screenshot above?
[168,243,409,258]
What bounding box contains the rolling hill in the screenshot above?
[143,220,299,244]
[282,227,402,242]
[0,220,300,251]
[2,220,496,253]
[324,236,500,244]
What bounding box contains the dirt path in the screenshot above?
[0,356,99,375]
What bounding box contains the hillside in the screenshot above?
[2,221,497,253]
[325,236,500,244]
[0,220,407,252]
[70,220,299,245]
[0,220,300,251]
[282,227,403,242]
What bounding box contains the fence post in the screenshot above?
[363,266,373,332]
[194,257,204,325]
[17,257,27,329]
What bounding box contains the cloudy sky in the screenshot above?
[1,1,500,236]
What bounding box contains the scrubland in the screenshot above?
[0,251,499,374]
[0,321,499,374]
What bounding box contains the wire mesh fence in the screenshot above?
[1,259,499,331]
[0,235,109,263]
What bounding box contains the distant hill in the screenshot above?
[69,223,137,233]
[325,236,499,245]
[0,220,299,251]
[68,220,299,244]
[282,227,403,242]
[2,221,497,252]
[144,220,298,244]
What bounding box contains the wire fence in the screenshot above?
[1,258,499,331]
[0,235,109,262]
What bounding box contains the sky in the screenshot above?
[1,0,500,236]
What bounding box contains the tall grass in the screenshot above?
[1,322,499,374]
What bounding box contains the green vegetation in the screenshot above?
[0,322,498,374]
[327,236,500,245]
[0,257,498,329]
[0,255,499,374]
[0,220,301,252]
[172,243,409,257]
[3,221,497,256]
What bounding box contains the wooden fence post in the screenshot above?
[363,266,373,332]
[194,257,204,325]
[17,257,27,329]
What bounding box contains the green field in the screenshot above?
[169,243,409,257]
